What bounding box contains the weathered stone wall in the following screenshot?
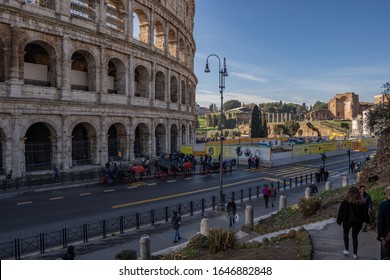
[0,0,197,177]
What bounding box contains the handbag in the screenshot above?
[235,213,239,222]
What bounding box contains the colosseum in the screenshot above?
[0,0,197,178]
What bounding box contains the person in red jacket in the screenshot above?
[337,186,370,259]
[262,184,271,208]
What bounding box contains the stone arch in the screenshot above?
[23,41,57,87]
[155,71,165,101]
[71,50,97,92]
[170,75,178,103]
[106,0,125,32]
[134,123,150,158]
[70,0,96,21]
[178,37,185,63]
[107,57,126,95]
[133,8,149,44]
[181,79,186,105]
[71,122,97,165]
[168,28,177,57]
[107,122,127,159]
[154,20,165,50]
[171,124,178,153]
[24,122,57,172]
[134,65,149,98]
[155,123,166,156]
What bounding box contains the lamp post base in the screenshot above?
[216,189,225,211]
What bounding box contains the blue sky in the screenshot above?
[193,0,390,108]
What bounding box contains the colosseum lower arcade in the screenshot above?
[0,0,197,178]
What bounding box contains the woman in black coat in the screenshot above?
[337,186,370,259]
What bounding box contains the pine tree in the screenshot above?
[251,105,261,138]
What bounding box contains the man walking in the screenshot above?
[227,198,237,227]
[171,211,181,243]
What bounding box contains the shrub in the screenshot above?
[207,228,237,254]
[186,233,208,250]
[115,249,137,260]
[298,196,322,217]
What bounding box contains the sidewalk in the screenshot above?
[21,172,381,260]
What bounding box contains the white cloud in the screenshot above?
[230,72,268,83]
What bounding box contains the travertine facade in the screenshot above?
[0,0,197,177]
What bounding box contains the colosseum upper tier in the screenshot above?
[0,0,197,178]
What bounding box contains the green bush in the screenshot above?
[115,249,137,260]
[298,196,322,217]
[207,228,237,254]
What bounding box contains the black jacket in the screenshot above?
[337,199,370,225]
[227,201,236,215]
[377,199,390,241]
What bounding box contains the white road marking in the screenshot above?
[103,189,115,193]
[79,193,92,196]
[17,201,32,206]
[49,196,64,201]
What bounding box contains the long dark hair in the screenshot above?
[345,186,365,205]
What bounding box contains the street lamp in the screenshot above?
[205,54,228,211]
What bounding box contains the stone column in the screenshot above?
[61,115,70,171]
[97,0,108,33]
[200,218,209,236]
[305,187,312,198]
[97,46,106,101]
[245,205,254,226]
[139,234,151,260]
[11,114,23,177]
[125,0,133,40]
[56,0,70,21]
[60,35,71,100]
[279,194,287,210]
[127,54,134,105]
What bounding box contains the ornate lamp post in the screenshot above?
[204,54,228,211]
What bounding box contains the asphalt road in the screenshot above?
[0,152,367,243]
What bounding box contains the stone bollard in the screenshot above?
[305,187,312,198]
[245,205,254,226]
[356,172,361,183]
[279,195,287,210]
[200,218,209,236]
[139,234,151,260]
[325,181,332,191]
[342,176,349,187]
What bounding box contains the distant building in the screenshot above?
[328,92,360,120]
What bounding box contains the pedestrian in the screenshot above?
[269,184,277,207]
[349,161,355,173]
[53,166,59,182]
[309,181,318,195]
[323,169,329,182]
[226,198,237,227]
[337,186,370,259]
[171,211,181,243]
[377,186,390,260]
[359,185,372,232]
[61,245,75,260]
[262,184,271,208]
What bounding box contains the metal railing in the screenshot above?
[0,171,318,260]
[1,169,100,191]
